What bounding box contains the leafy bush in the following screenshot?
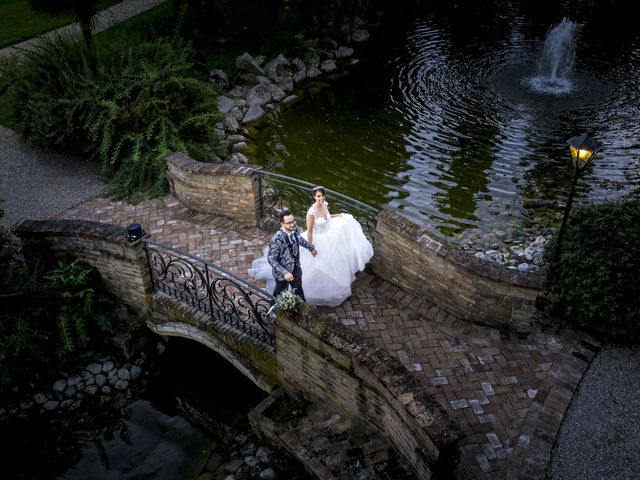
[547,199,640,343]
[7,34,221,199]
[0,215,110,389]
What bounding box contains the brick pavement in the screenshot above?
[59,194,598,480]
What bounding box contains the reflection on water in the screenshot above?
[1,339,267,480]
[58,400,213,480]
[255,5,640,241]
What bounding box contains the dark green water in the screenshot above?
[1,339,268,480]
[254,3,640,241]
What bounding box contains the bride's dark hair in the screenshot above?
[311,186,325,196]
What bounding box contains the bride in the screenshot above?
[249,186,374,307]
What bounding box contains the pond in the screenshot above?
[0,339,299,480]
[254,1,640,242]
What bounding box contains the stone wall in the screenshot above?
[372,209,544,332]
[13,219,151,314]
[276,305,462,480]
[166,152,261,224]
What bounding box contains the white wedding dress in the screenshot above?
[248,202,374,307]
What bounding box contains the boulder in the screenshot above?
[352,29,370,42]
[336,46,354,58]
[53,380,67,392]
[306,66,322,79]
[320,59,337,73]
[264,54,291,83]
[267,83,287,102]
[102,360,114,373]
[229,153,249,164]
[43,400,59,411]
[277,77,294,93]
[228,85,248,99]
[67,375,82,387]
[95,374,107,387]
[86,362,102,375]
[117,368,130,380]
[222,115,241,133]
[218,96,236,114]
[242,104,266,125]
[114,379,129,391]
[291,58,307,84]
[246,84,272,107]
[235,52,265,76]
[210,69,230,91]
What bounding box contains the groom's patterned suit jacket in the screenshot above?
[267,228,315,281]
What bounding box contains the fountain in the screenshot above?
[527,18,578,95]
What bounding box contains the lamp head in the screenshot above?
[566,133,602,170]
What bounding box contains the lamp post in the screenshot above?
[550,132,602,268]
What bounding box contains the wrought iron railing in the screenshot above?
[143,240,275,348]
[255,171,379,243]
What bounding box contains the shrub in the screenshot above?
[547,199,640,343]
[8,34,221,199]
[0,216,110,389]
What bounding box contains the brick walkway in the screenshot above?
[59,194,597,480]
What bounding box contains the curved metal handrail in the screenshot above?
[256,171,378,244]
[143,239,275,348]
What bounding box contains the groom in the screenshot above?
[267,209,317,300]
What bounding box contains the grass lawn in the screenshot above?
[0,0,118,49]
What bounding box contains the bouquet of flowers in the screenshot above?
[274,289,304,313]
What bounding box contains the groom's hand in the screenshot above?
[284,272,294,281]
[311,249,318,257]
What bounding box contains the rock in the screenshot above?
[43,400,59,411]
[60,399,74,409]
[267,83,287,102]
[246,84,272,107]
[233,142,248,151]
[85,385,99,396]
[67,376,81,387]
[235,52,265,76]
[210,69,230,90]
[101,385,112,394]
[260,468,276,480]
[227,134,247,144]
[264,54,291,83]
[33,393,48,404]
[86,362,102,375]
[224,458,244,474]
[130,365,142,380]
[80,369,94,380]
[20,400,34,410]
[518,263,530,271]
[336,46,354,58]
[114,379,129,391]
[291,58,307,84]
[218,96,236,114]
[102,360,114,373]
[69,400,82,411]
[306,66,322,79]
[95,374,107,387]
[222,115,241,133]
[53,379,67,392]
[117,368,130,380]
[64,386,77,399]
[282,95,299,105]
[303,52,320,67]
[320,59,337,73]
[84,377,95,386]
[74,381,85,392]
[277,77,294,92]
[229,153,249,164]
[242,104,266,125]
[228,85,248,99]
[245,456,259,467]
[352,29,370,42]
[256,446,271,464]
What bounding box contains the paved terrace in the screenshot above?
[59,194,597,480]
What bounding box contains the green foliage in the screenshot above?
[0,225,111,389]
[547,199,640,343]
[7,34,221,200]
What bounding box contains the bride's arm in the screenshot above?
[306,213,315,244]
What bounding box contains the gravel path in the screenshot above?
[547,345,640,480]
[0,126,104,228]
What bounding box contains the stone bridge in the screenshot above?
[13,154,598,480]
